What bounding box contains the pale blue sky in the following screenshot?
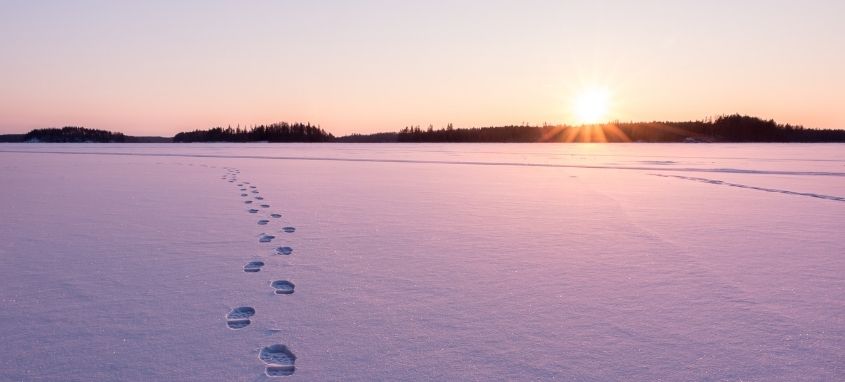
[1,0,842,135]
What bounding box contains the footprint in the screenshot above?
[259,234,276,243]
[259,344,296,377]
[248,209,259,214]
[249,186,257,189]
[260,204,270,208]
[258,219,270,225]
[251,191,260,194]
[227,306,256,319]
[240,188,247,191]
[241,194,248,197]
[245,200,254,204]
[243,261,265,273]
[282,227,295,233]
[275,246,293,256]
[271,280,295,294]
[271,213,282,218]
[226,306,255,329]
[255,196,264,200]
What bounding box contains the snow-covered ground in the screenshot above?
[0,143,843,381]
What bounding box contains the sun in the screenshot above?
[572,86,611,125]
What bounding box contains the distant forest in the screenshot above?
[0,126,169,143]
[385,115,845,143]
[22,126,127,143]
[2,115,844,143]
[173,123,333,142]
[334,132,399,143]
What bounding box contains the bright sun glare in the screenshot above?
[572,87,611,125]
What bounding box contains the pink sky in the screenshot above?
[1,1,843,136]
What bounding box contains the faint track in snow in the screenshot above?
[3,149,843,177]
[651,173,845,202]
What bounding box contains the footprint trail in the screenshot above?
[218,167,301,377]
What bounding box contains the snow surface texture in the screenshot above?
[0,143,843,381]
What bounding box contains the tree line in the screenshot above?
[173,122,333,142]
[390,115,845,143]
[3,115,844,143]
[22,126,128,142]
[0,127,170,143]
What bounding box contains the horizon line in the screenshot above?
[3,114,844,138]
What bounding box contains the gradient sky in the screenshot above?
[1,0,843,136]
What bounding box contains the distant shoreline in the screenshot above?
[3,115,844,143]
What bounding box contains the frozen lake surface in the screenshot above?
[1,143,843,381]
